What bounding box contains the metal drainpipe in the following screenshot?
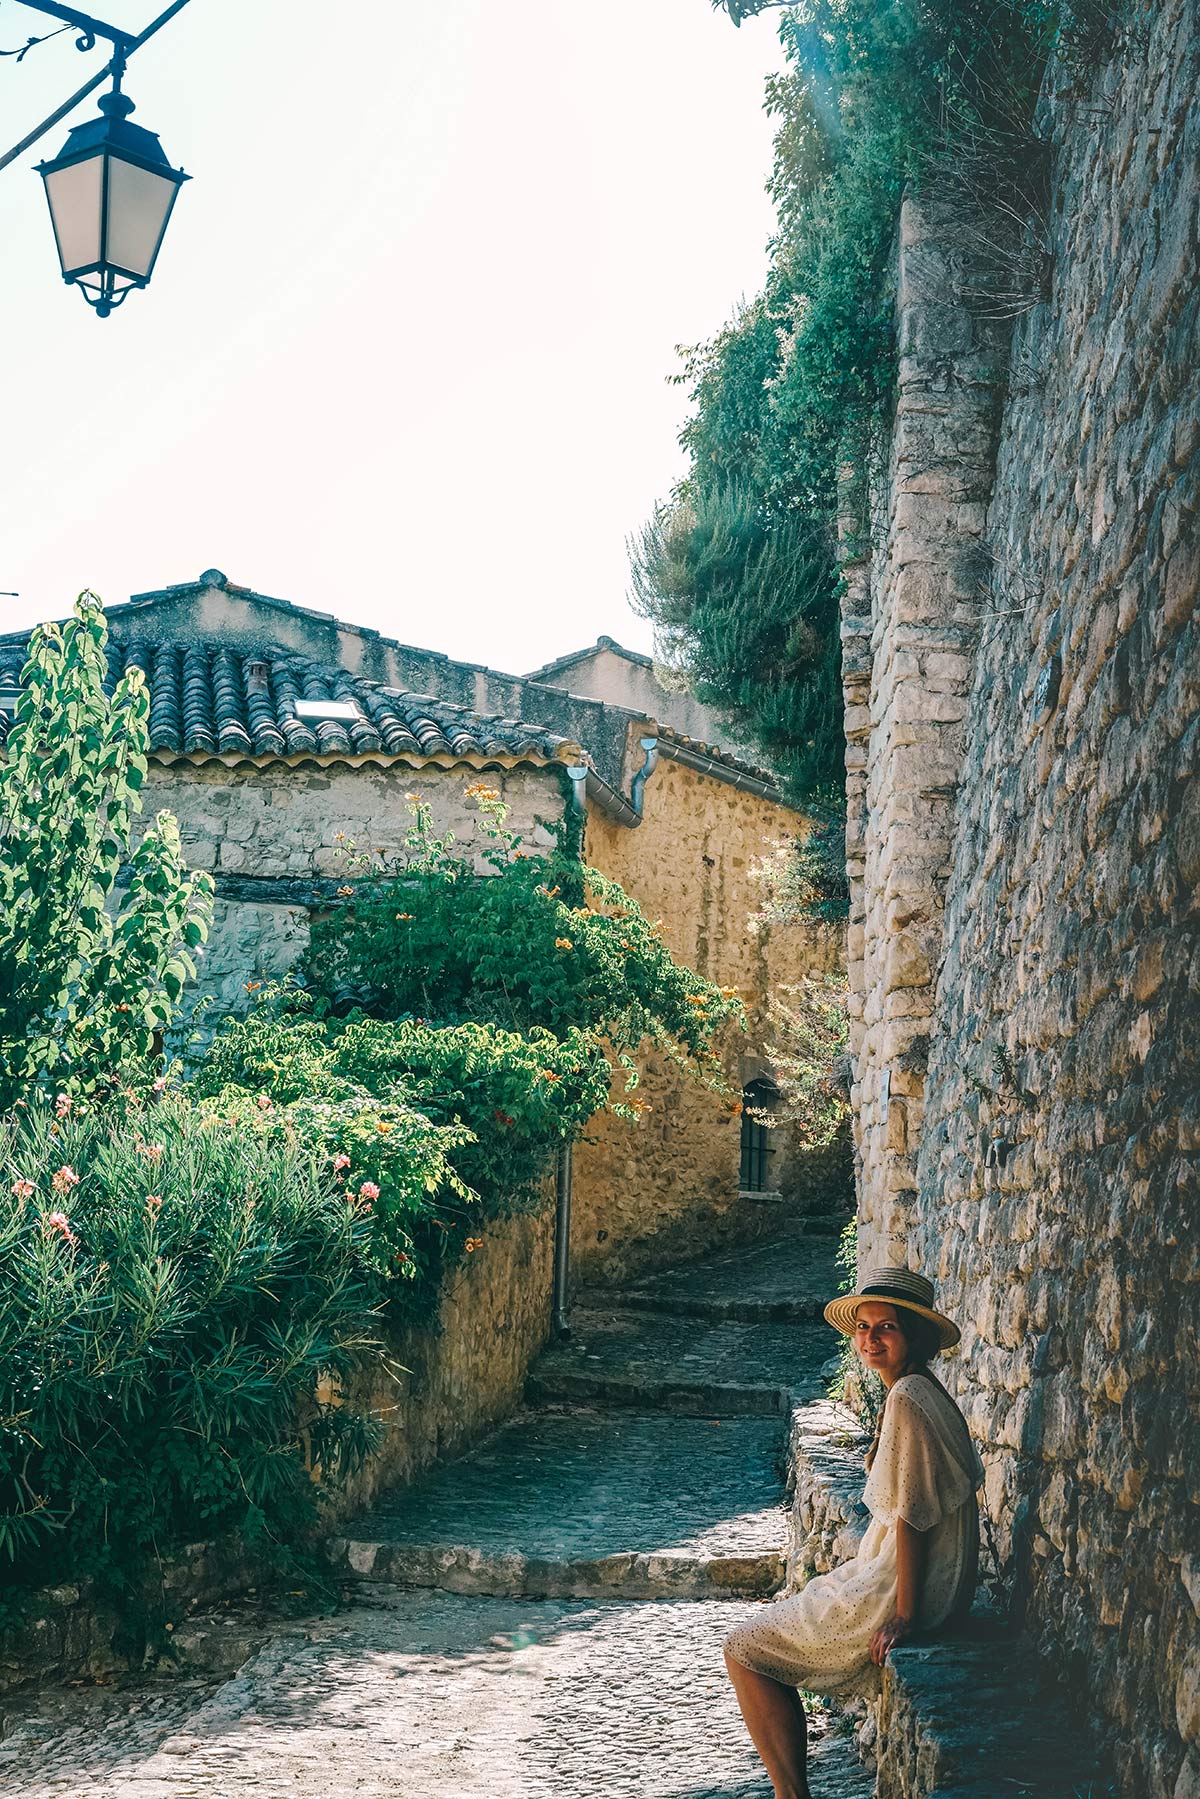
[629,734,659,816]
[565,761,589,818]
[551,762,590,1340]
[552,1141,573,1340]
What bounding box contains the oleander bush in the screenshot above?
[0,1089,388,1598]
[194,997,611,1291]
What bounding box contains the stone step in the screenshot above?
[601,1227,845,1325]
[527,1306,831,1415]
[329,1408,789,1601]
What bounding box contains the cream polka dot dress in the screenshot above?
[725,1374,984,1697]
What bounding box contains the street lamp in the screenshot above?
[36,73,188,317]
[0,1,192,317]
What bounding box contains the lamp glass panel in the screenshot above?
[43,156,103,275]
[104,156,178,278]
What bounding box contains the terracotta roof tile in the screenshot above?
[0,636,581,770]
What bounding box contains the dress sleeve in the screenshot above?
[863,1388,978,1532]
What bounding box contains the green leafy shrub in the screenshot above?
[0,1090,384,1598]
[193,1070,472,1299]
[193,789,743,1304]
[751,824,849,927]
[193,992,612,1294]
[303,788,743,1083]
[0,595,213,1107]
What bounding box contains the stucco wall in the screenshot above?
[576,735,847,1284]
[843,10,1199,1793]
[532,641,762,765]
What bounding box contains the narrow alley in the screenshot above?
[2,1227,875,1798]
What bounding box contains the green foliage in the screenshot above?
[629,490,843,800]
[759,974,850,1150]
[189,788,743,1306]
[752,821,848,926]
[303,787,743,1083]
[826,1217,884,1428]
[0,1091,382,1599]
[194,990,611,1294]
[191,1056,473,1299]
[0,595,213,1107]
[642,0,1076,803]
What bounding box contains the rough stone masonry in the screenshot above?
[841,5,1199,1795]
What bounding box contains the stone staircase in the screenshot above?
[0,1216,1112,1798]
[325,1218,1112,1798]
[329,1226,842,1605]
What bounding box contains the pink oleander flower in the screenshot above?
[54,1093,72,1118]
[45,1210,77,1245]
[257,1094,273,1112]
[11,1178,35,1201]
[139,1141,165,1162]
[151,1075,168,1094]
[358,1181,380,1201]
[51,1165,80,1195]
[146,1193,162,1215]
[332,1153,351,1172]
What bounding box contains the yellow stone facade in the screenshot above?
[574,724,842,1284]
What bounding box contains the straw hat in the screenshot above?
[824,1266,961,1352]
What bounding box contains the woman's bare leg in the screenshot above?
[724,1650,811,1799]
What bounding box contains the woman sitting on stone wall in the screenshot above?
[724,1268,983,1799]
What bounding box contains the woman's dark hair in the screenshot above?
[863,1306,943,1470]
[898,1310,943,1368]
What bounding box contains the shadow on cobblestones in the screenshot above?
[0,1231,876,1798]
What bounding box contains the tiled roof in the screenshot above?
[0,635,582,769]
[524,635,654,682]
[655,723,778,792]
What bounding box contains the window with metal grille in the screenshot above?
[740,1078,778,1192]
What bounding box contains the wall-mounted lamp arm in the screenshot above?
[0,0,191,175]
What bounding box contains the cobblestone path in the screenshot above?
[3,1224,872,1799]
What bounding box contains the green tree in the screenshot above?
[636,0,1067,809]
[0,595,213,1106]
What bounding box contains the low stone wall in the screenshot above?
[324,1200,555,1520]
[785,1396,1110,1795]
[783,1396,869,1590]
[0,1537,258,1695]
[0,1203,554,1691]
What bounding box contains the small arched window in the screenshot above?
[740,1077,779,1193]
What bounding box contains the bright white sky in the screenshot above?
[0,0,784,674]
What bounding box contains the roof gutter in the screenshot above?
[655,736,781,802]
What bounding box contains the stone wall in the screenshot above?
[842,191,1011,1270]
[576,736,846,1284]
[845,7,1200,1793]
[325,1200,555,1520]
[135,758,565,1028]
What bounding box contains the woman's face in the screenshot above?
[853,1301,910,1383]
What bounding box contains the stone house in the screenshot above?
[525,633,763,767]
[836,6,1198,1791]
[0,570,845,1284]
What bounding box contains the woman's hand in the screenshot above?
[869,1616,912,1666]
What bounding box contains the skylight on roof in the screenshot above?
[294,699,362,724]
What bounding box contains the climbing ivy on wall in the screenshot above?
[633,0,1096,809]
